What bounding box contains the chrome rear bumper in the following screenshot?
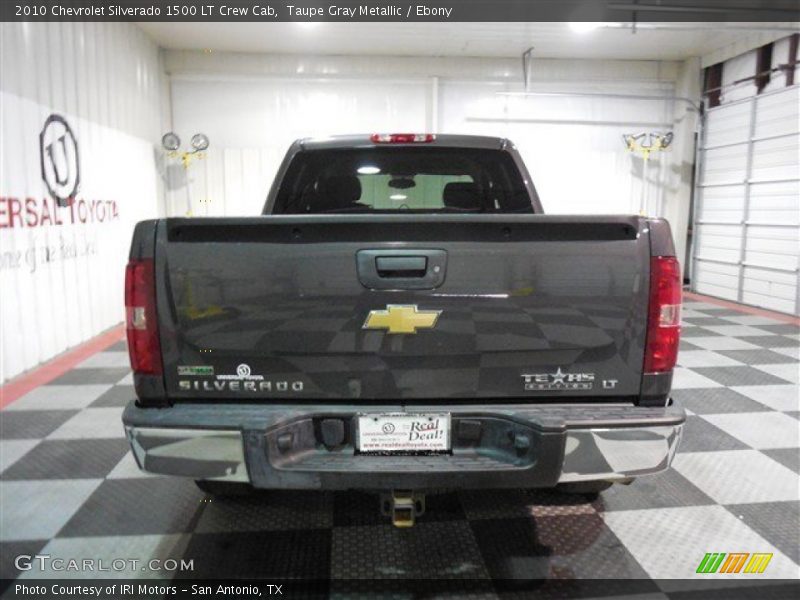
[123,402,684,488]
[126,428,249,482]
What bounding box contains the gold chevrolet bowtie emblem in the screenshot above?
[363,305,442,334]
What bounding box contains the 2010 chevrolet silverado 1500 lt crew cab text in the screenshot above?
[122,134,684,525]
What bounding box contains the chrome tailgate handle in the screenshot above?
[356,249,447,290]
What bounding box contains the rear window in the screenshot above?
[273,147,533,214]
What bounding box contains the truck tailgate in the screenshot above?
[156,215,649,401]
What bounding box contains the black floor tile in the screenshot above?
[725,501,800,564]
[753,324,800,335]
[0,540,48,583]
[680,327,723,338]
[333,491,386,527]
[672,388,771,414]
[182,528,331,579]
[57,478,206,536]
[469,517,552,580]
[471,515,653,581]
[0,410,78,440]
[521,487,598,509]
[742,335,800,349]
[682,317,732,327]
[678,415,750,453]
[195,490,332,533]
[715,349,799,365]
[679,340,701,351]
[418,491,467,522]
[696,308,746,317]
[1,438,129,480]
[761,448,800,474]
[49,368,131,385]
[691,366,793,387]
[90,385,136,407]
[331,521,487,579]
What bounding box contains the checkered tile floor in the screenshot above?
[1,300,798,592]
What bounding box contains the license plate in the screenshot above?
[357,413,451,453]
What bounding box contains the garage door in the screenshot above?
[692,84,800,315]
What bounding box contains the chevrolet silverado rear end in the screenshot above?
[122,135,684,518]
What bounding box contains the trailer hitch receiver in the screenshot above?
[381,490,425,528]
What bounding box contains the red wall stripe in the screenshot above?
[684,292,800,326]
[0,324,126,410]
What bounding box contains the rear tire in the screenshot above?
[195,480,255,497]
[556,481,613,497]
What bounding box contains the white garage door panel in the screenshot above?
[754,86,799,139]
[742,266,797,313]
[743,266,798,289]
[694,263,740,302]
[692,85,800,316]
[695,224,744,264]
[750,134,800,182]
[748,180,800,225]
[745,226,800,272]
[740,293,796,314]
[699,184,746,222]
[701,143,749,186]
[703,100,751,148]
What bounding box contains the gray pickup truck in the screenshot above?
[122,133,684,525]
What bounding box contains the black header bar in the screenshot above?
[3,0,800,22]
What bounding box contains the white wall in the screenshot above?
[163,52,687,219]
[168,75,428,216]
[0,22,168,382]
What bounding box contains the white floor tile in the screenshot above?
[671,367,724,389]
[19,534,190,579]
[0,440,39,473]
[681,309,710,319]
[672,450,799,504]
[772,346,800,360]
[74,352,131,369]
[676,351,743,368]
[753,363,800,384]
[702,412,800,449]
[685,337,760,351]
[603,505,799,580]
[731,385,800,411]
[6,385,111,411]
[116,373,133,385]
[0,479,102,541]
[46,408,126,440]
[702,325,778,337]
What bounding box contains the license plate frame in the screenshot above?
[356,413,451,454]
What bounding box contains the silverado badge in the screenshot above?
[363,305,442,334]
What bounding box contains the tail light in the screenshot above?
[644,256,682,373]
[125,259,162,375]
[371,133,435,144]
